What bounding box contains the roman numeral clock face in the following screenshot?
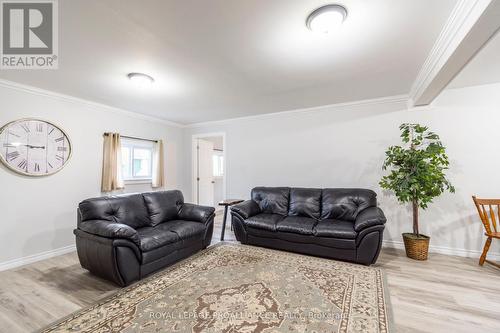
[0,119,72,176]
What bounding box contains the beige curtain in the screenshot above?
[152,140,165,188]
[101,133,124,192]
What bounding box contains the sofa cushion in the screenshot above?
[137,220,205,252]
[137,225,180,252]
[314,220,357,239]
[164,220,206,241]
[251,187,290,216]
[244,228,356,249]
[276,216,317,235]
[79,193,151,229]
[321,189,377,221]
[289,188,322,219]
[245,213,284,231]
[142,190,184,226]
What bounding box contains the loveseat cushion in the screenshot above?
[142,190,184,226]
[321,189,377,221]
[79,193,151,229]
[137,225,180,252]
[276,216,317,235]
[289,188,322,219]
[245,214,284,231]
[165,220,206,241]
[313,220,357,239]
[137,220,205,252]
[251,187,290,216]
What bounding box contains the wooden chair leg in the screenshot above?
[479,237,492,266]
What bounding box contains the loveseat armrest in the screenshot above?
[231,200,261,219]
[78,220,140,246]
[354,207,387,232]
[179,203,215,224]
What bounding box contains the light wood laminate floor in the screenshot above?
[0,213,498,333]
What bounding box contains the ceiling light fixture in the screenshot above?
[127,72,155,86]
[306,4,348,34]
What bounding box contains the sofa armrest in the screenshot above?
[78,220,140,246]
[231,200,261,219]
[354,207,387,232]
[179,203,215,224]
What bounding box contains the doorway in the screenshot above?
[192,133,226,209]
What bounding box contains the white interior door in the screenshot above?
[196,139,214,206]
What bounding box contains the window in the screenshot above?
[213,151,224,177]
[121,138,153,181]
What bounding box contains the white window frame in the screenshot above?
[121,138,154,183]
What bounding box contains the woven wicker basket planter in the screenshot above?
[402,233,430,260]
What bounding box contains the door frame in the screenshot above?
[191,132,227,205]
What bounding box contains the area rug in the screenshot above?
[42,243,392,333]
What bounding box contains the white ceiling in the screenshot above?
[448,29,500,89]
[0,0,458,124]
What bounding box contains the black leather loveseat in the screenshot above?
[74,190,215,286]
[231,187,386,265]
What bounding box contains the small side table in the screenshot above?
[219,199,244,241]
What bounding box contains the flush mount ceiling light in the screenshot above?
[306,4,348,34]
[127,72,155,86]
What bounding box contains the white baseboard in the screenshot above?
[1,241,498,272]
[382,240,500,262]
[0,244,76,272]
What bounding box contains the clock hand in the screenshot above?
[25,145,46,149]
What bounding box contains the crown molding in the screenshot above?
[409,0,495,106]
[0,78,409,129]
[186,94,409,128]
[0,78,185,128]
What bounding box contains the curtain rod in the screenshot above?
[103,133,158,143]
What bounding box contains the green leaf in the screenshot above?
[380,123,454,222]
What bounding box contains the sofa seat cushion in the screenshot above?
[140,238,204,264]
[137,220,205,252]
[245,214,284,231]
[314,220,357,239]
[137,225,180,252]
[165,220,206,241]
[244,228,356,249]
[276,216,317,235]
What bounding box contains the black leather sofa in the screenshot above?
[231,187,386,265]
[74,190,215,286]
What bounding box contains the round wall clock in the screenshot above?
[0,118,72,176]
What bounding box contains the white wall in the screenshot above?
[0,82,185,268]
[2,80,499,268]
[184,83,500,259]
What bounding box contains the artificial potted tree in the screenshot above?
[380,123,455,260]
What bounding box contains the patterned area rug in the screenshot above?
[42,243,392,333]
